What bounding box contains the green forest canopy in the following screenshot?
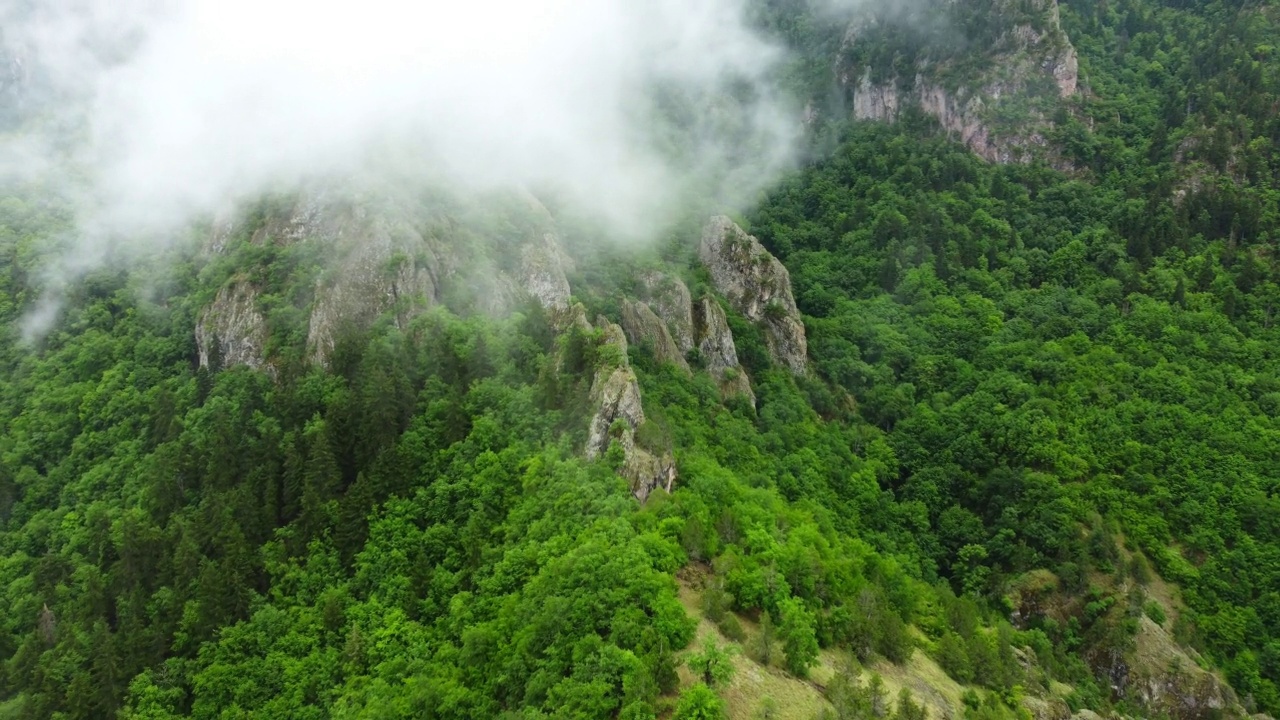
[1,0,1279,717]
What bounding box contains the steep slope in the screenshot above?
[835,0,1079,164]
[0,0,1278,718]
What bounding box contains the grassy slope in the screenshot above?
[673,567,970,720]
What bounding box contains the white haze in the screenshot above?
[1,0,861,335]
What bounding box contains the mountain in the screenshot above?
[1,0,1279,719]
[836,0,1080,164]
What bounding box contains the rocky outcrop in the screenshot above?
[585,369,645,464]
[1008,563,1256,720]
[583,315,677,501]
[837,0,1079,164]
[699,217,808,375]
[516,232,573,311]
[202,184,583,366]
[693,297,755,404]
[201,191,444,365]
[462,189,575,316]
[300,201,441,366]
[621,300,690,374]
[636,272,695,353]
[1119,616,1243,720]
[621,448,678,504]
[196,278,271,374]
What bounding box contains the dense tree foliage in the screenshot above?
[1,0,1278,717]
[742,0,1280,709]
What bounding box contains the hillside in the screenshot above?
[1,0,1280,719]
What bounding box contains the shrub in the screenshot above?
[717,613,747,644]
[673,684,726,720]
[1145,601,1167,626]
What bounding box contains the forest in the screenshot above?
[1,0,1279,718]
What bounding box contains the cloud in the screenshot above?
[4,0,806,246]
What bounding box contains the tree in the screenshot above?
[753,610,780,667]
[299,418,341,540]
[893,688,927,720]
[687,637,736,688]
[936,631,973,683]
[778,597,820,677]
[673,683,727,720]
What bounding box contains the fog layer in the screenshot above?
[4,0,811,237]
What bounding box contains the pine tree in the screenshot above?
[300,418,341,540]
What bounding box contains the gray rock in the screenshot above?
[196,278,271,374]
[621,299,690,374]
[582,317,679,501]
[637,271,695,353]
[699,217,808,375]
[837,0,1079,166]
[303,200,440,366]
[693,296,755,404]
[585,318,640,460]
[585,364,645,461]
[517,232,573,311]
[622,447,677,503]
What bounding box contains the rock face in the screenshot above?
[698,217,808,375]
[1009,567,1255,720]
[297,200,441,366]
[636,272,696,353]
[620,300,690,374]
[1116,615,1242,720]
[583,314,677,501]
[516,232,573,311]
[693,297,755,404]
[196,278,271,374]
[837,0,1079,164]
[200,185,579,367]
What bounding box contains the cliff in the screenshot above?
[621,299,691,374]
[196,277,271,374]
[693,297,756,404]
[202,186,574,367]
[196,187,702,501]
[637,271,696,354]
[837,0,1079,164]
